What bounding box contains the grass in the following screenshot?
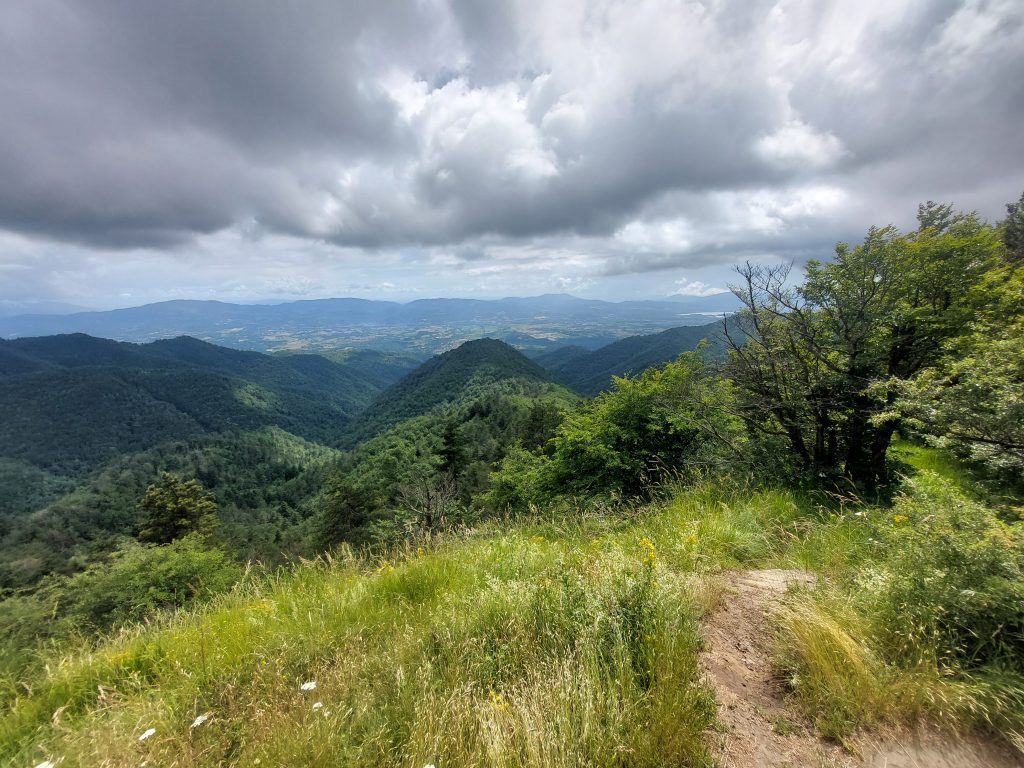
[771,447,1024,749]
[2,450,1021,765]
[1,503,744,767]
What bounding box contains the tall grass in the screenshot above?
[1,522,723,767]
[772,457,1024,749]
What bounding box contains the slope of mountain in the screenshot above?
[315,348,422,390]
[537,320,727,394]
[0,336,371,466]
[528,344,592,369]
[0,428,342,586]
[346,338,557,445]
[0,334,397,520]
[0,293,740,355]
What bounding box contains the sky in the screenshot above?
[1,0,1023,312]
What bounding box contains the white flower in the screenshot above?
[300,680,317,691]
[190,712,212,729]
[312,701,323,711]
[424,764,437,768]
[138,727,156,741]
[34,761,56,768]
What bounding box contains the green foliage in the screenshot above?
[0,428,339,589]
[725,204,1003,490]
[348,338,556,444]
[1004,190,1024,264]
[55,536,242,633]
[774,467,1024,740]
[865,477,1024,670]
[138,473,219,544]
[539,321,728,395]
[0,536,242,676]
[315,381,575,548]
[489,353,742,506]
[896,265,1024,481]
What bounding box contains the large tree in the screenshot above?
[724,204,1001,490]
[138,472,218,544]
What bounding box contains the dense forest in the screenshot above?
[0,198,1022,766]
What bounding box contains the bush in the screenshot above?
[59,535,243,633]
[866,476,1024,670]
[487,353,742,508]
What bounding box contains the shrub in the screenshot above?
[866,477,1024,670]
[59,535,243,633]
[487,353,742,508]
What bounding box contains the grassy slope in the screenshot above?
[2,451,1021,766]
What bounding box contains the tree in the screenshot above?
[896,248,1024,479]
[491,352,741,503]
[137,472,218,544]
[724,205,1001,490]
[1004,190,1024,265]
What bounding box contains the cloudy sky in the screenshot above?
[1,0,1022,311]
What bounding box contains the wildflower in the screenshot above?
[300,680,317,691]
[424,764,437,768]
[312,702,323,711]
[34,762,55,768]
[893,514,909,524]
[190,712,212,729]
[138,727,156,741]
[488,690,509,711]
[639,537,657,566]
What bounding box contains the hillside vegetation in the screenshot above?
[537,321,728,395]
[1,453,1020,767]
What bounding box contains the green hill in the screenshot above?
[0,334,385,485]
[346,338,556,445]
[0,335,401,584]
[538,320,727,394]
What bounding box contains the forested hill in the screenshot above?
[0,334,386,474]
[345,338,557,445]
[536,319,727,394]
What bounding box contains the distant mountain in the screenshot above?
[348,338,556,444]
[537,320,727,394]
[0,294,739,355]
[0,334,393,488]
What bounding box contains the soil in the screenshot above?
[698,569,1023,768]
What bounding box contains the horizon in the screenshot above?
[0,290,741,319]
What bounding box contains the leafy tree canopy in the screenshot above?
[138,472,219,544]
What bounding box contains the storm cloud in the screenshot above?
[0,0,1022,306]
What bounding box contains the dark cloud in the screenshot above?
[0,0,1022,302]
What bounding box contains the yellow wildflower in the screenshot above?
[639,537,657,566]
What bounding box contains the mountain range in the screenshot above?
[0,293,738,355]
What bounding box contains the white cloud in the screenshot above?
[670,278,729,297]
[755,119,846,170]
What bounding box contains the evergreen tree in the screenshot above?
[137,472,218,544]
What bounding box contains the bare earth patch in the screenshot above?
[698,569,1023,768]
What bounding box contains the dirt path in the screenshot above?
[698,569,1023,768]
